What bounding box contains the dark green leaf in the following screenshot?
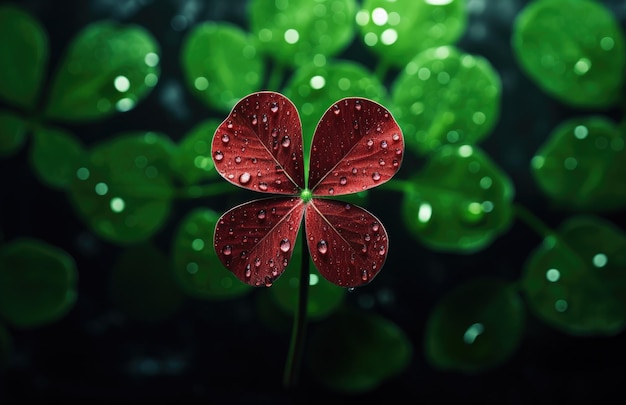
[391,46,501,155]
[171,119,220,185]
[181,22,264,112]
[522,216,626,336]
[403,144,514,253]
[0,238,77,328]
[307,307,412,393]
[0,4,48,109]
[249,0,357,67]
[44,21,160,121]
[172,208,252,300]
[424,278,525,373]
[512,0,626,108]
[531,116,626,212]
[29,126,85,189]
[356,0,467,68]
[68,132,175,244]
[110,243,184,322]
[0,110,28,157]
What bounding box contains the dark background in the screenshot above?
[1,0,626,403]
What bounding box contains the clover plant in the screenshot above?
[1,0,625,396]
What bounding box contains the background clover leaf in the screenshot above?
[44,21,160,121]
[171,118,221,185]
[512,0,626,109]
[424,277,525,374]
[391,46,501,155]
[521,216,626,336]
[29,126,85,190]
[307,307,412,393]
[68,132,175,244]
[249,0,357,67]
[181,22,264,112]
[356,0,467,69]
[172,208,252,300]
[0,238,77,329]
[0,4,48,110]
[402,144,514,253]
[0,111,28,157]
[531,116,626,212]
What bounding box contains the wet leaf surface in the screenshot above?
[214,197,306,287]
[531,116,626,212]
[306,199,388,287]
[249,0,357,67]
[309,97,403,195]
[522,216,626,336]
[357,0,467,68]
[512,0,626,108]
[391,46,501,155]
[403,144,514,253]
[44,21,160,121]
[212,92,305,194]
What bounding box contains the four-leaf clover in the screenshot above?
[211,91,404,288]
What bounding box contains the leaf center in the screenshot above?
[300,188,312,203]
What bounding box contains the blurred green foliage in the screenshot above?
[1,0,625,395]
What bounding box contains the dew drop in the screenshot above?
[280,238,291,252]
[244,264,251,278]
[317,240,328,254]
[281,136,291,147]
[361,269,369,281]
[366,139,374,148]
[361,245,368,253]
[262,113,268,123]
[378,245,386,255]
[254,257,261,267]
[328,187,335,194]
[379,158,385,166]
[372,222,380,232]
[228,228,234,235]
[222,245,232,256]
[364,233,371,242]
[251,115,258,125]
[257,209,266,219]
[214,151,224,161]
[372,172,381,181]
[268,258,275,268]
[353,120,359,130]
[339,176,347,185]
[235,156,242,164]
[239,172,251,184]
[227,121,233,129]
[332,104,340,115]
[221,134,230,143]
[259,182,268,191]
[282,258,288,267]
[352,167,358,175]
[271,128,279,137]
[392,133,400,141]
[380,140,388,149]
[270,102,279,113]
[264,276,273,287]
[355,100,362,111]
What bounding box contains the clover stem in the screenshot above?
[282,218,310,390]
[378,178,414,194]
[174,182,236,199]
[266,61,285,92]
[514,203,555,240]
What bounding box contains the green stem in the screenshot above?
[378,178,415,194]
[374,59,390,84]
[282,220,310,389]
[266,61,285,92]
[174,182,235,199]
[514,203,554,240]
